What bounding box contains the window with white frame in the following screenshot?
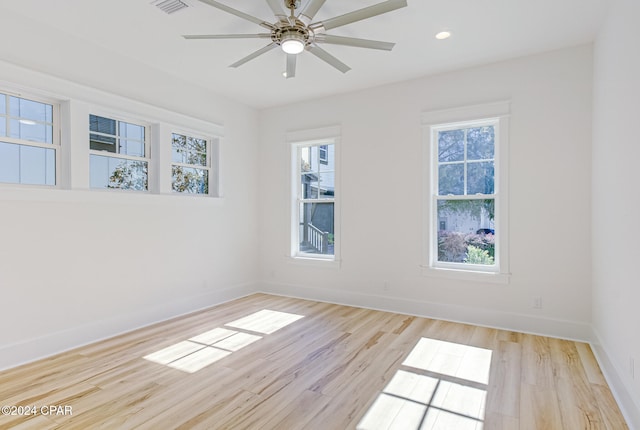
[89,114,149,191]
[171,132,212,195]
[292,140,336,259]
[424,102,509,279]
[0,92,58,186]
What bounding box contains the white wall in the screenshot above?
[258,45,594,340]
[0,60,260,370]
[592,0,640,426]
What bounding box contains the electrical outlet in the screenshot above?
[532,296,543,309]
[383,281,390,292]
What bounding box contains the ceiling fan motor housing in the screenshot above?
[285,0,301,10]
[273,26,310,46]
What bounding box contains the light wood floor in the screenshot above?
[0,293,628,430]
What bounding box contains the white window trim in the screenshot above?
[0,89,61,188]
[421,101,510,284]
[169,129,219,197]
[88,111,152,193]
[287,126,341,265]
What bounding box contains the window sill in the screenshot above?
[421,265,510,284]
[0,185,224,207]
[287,255,341,269]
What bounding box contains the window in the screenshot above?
[319,145,328,164]
[171,132,212,195]
[423,102,509,280]
[0,92,58,186]
[292,140,336,259]
[89,114,149,191]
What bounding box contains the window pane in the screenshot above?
[319,144,334,172]
[10,119,53,144]
[298,202,334,255]
[318,172,335,197]
[172,133,187,163]
[90,133,117,152]
[301,173,318,198]
[120,121,145,142]
[438,164,464,195]
[172,165,208,194]
[187,136,206,152]
[467,161,494,194]
[0,141,19,183]
[300,147,311,172]
[19,145,56,185]
[467,126,494,160]
[120,139,144,157]
[9,96,52,123]
[90,115,116,135]
[0,117,6,137]
[172,133,207,166]
[438,129,464,162]
[90,154,147,191]
[437,199,495,265]
[0,94,5,115]
[0,142,55,185]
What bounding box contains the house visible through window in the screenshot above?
[0,92,58,186]
[89,114,149,191]
[171,132,211,194]
[293,141,336,258]
[319,145,328,164]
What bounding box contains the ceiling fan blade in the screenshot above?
[183,33,271,40]
[286,53,297,79]
[197,0,274,30]
[299,0,327,25]
[315,34,395,51]
[265,0,287,20]
[230,43,278,68]
[307,45,351,73]
[310,0,407,32]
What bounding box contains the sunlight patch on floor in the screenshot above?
[403,337,493,384]
[225,309,305,334]
[143,309,304,373]
[357,337,491,430]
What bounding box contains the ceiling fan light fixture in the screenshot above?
[281,32,306,54]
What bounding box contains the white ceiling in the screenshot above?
[0,0,610,109]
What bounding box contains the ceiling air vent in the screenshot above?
[151,0,189,14]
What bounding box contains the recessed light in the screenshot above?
[435,31,451,40]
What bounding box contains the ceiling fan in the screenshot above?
[183,0,408,78]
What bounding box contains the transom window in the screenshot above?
[0,92,58,186]
[89,114,149,191]
[171,132,211,195]
[292,141,336,259]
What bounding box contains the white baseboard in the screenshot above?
[591,330,640,430]
[258,281,592,341]
[0,282,256,372]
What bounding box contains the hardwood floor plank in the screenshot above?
[519,383,563,430]
[0,294,628,430]
[486,340,522,419]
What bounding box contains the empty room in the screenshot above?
[0,0,638,428]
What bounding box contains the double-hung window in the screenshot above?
[292,139,337,260]
[171,132,212,195]
[424,102,509,280]
[89,114,149,191]
[0,92,58,186]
